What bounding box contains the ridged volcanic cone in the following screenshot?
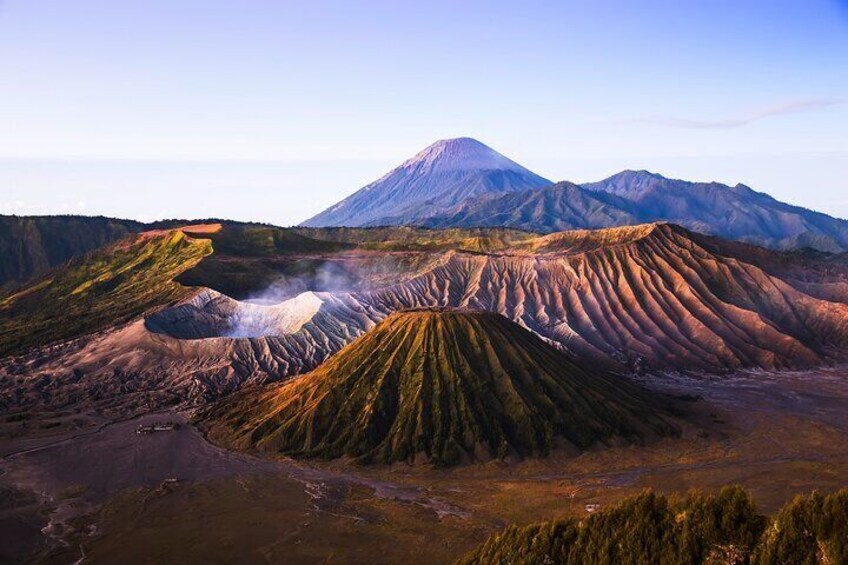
[200,309,676,465]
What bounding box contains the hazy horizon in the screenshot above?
[1,0,846,225]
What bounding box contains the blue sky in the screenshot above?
[1,0,846,225]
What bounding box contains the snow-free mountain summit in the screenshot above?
[300,137,551,227]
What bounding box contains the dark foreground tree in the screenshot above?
[754,490,848,565]
[459,486,764,565]
[460,487,848,565]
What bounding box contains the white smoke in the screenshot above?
[223,292,324,338]
[243,261,356,305]
[223,261,356,338]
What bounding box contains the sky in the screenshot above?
[1,0,846,225]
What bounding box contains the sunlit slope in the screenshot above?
[0,214,144,288]
[201,310,675,466]
[353,223,848,369]
[0,228,213,357]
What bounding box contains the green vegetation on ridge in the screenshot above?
[0,230,211,357]
[0,215,143,289]
[460,487,848,565]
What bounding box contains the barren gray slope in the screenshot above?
[301,138,550,227]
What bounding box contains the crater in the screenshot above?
[145,289,324,339]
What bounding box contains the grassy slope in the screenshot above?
[459,487,848,565]
[0,230,212,357]
[201,310,676,466]
[0,215,144,289]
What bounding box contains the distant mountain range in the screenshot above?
[304,138,848,252]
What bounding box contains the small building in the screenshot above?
[136,421,181,434]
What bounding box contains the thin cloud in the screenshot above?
[637,98,844,129]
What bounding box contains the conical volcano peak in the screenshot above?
[200,309,675,466]
[300,137,550,227]
[400,137,529,174]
